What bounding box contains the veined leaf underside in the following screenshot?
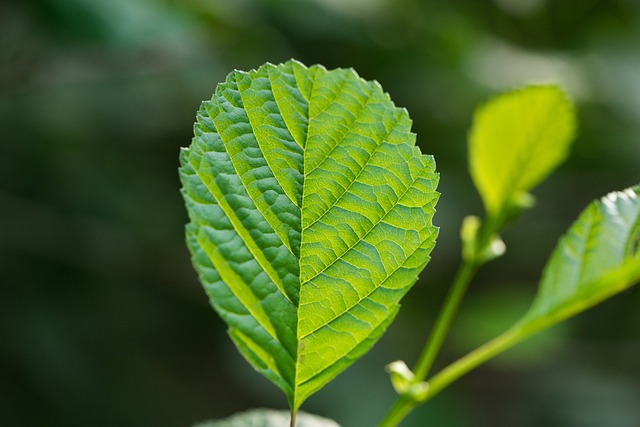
[180,60,439,410]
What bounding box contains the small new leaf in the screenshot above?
[469,85,576,217]
[180,60,439,412]
[386,360,430,402]
[386,360,415,394]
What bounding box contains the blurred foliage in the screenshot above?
[1,0,639,426]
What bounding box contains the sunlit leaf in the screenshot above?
[469,85,576,216]
[518,185,640,328]
[179,60,439,412]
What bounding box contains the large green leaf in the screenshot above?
[193,409,340,427]
[427,186,640,398]
[469,85,576,217]
[179,60,439,412]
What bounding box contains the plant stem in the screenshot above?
[378,259,479,427]
[412,259,479,381]
[380,325,529,427]
[378,214,505,427]
[378,259,478,427]
[413,211,505,381]
[425,325,526,398]
[378,397,416,427]
[427,258,640,399]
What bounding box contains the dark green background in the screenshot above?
[1,0,639,426]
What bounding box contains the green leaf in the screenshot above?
[426,186,640,399]
[518,185,640,329]
[469,85,576,217]
[179,60,439,412]
[193,409,340,427]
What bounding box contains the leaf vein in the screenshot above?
[233,71,301,211]
[299,228,434,340]
[194,230,281,341]
[304,84,376,176]
[267,65,306,149]
[302,109,403,232]
[187,154,294,305]
[302,166,432,285]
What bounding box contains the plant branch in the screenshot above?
[378,213,506,427]
[413,210,504,381]
[425,325,526,399]
[412,259,478,380]
[378,397,417,427]
[377,259,479,427]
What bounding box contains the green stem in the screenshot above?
[379,324,528,427]
[378,214,505,427]
[412,259,478,380]
[377,260,477,427]
[413,211,503,381]
[425,325,527,398]
[378,397,416,427]
[427,258,640,399]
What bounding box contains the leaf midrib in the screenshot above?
[293,63,318,411]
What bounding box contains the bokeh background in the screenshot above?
[2,0,640,426]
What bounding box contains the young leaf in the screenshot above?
[469,85,576,217]
[427,186,640,398]
[193,409,340,427]
[179,60,439,412]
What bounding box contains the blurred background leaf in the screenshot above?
[193,408,340,427]
[1,0,639,426]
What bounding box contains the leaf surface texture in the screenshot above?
[180,60,439,410]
